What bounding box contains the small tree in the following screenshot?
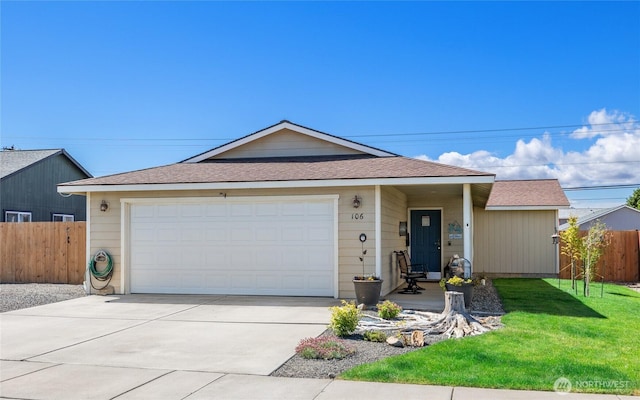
[560,217,610,297]
[580,220,610,297]
[626,188,640,210]
[560,216,583,290]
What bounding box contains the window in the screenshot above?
[53,214,74,222]
[5,211,32,222]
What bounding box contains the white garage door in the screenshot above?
[129,197,336,296]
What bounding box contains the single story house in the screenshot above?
[1,148,92,222]
[559,205,640,231]
[58,121,569,298]
[559,208,606,226]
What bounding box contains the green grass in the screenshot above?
[340,279,640,395]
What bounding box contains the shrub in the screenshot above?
[329,300,361,337]
[363,330,387,342]
[295,336,356,360]
[377,300,402,319]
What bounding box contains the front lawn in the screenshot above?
[340,279,640,395]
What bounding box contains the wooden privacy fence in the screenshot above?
[0,222,86,284]
[559,230,640,282]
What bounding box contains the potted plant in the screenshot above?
[439,275,474,308]
[352,233,382,308]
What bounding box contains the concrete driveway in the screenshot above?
[2,295,628,400]
[0,294,338,399]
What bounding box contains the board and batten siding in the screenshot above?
[380,186,407,295]
[88,187,376,297]
[474,208,557,275]
[1,153,88,222]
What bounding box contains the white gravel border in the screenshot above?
[0,283,86,313]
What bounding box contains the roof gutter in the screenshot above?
[485,205,571,211]
[58,175,495,194]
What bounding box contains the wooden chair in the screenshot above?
[395,251,427,294]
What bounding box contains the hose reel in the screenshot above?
[88,249,114,290]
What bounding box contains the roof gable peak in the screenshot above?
[182,121,396,163]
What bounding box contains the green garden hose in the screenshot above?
[88,250,113,290]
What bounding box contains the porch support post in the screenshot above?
[463,183,473,266]
[375,185,382,278]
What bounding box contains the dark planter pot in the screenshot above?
[445,283,473,308]
[353,279,383,308]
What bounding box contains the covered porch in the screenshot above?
[375,181,493,297]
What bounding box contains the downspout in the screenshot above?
[463,184,473,268]
[554,209,560,274]
[85,193,92,295]
[120,200,129,294]
[375,185,382,278]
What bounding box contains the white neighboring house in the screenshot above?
[559,205,640,231]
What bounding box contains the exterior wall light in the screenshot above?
[551,232,559,245]
[352,195,361,208]
[100,200,109,212]
[399,221,408,237]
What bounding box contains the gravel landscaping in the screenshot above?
[271,279,505,379]
[0,283,86,312]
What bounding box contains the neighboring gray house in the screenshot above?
[558,208,607,226]
[559,205,640,231]
[0,149,92,222]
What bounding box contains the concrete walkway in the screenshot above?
[0,295,633,399]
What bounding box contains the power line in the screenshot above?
[344,123,635,138]
[562,184,640,191]
[3,120,637,143]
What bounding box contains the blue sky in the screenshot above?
[2,1,639,208]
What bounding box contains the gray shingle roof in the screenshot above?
[0,149,61,179]
[1,149,92,180]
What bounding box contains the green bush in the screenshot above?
[295,335,356,360]
[377,300,402,319]
[363,330,387,342]
[329,300,361,337]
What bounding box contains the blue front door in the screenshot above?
[410,210,442,274]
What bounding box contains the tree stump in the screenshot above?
[398,291,489,339]
[357,291,501,343]
[442,290,466,314]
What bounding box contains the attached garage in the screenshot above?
[59,121,568,298]
[124,196,338,296]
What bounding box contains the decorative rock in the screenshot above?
[386,336,404,348]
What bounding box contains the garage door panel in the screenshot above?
[307,274,333,290]
[308,202,332,215]
[130,199,335,296]
[255,203,278,216]
[308,227,331,241]
[255,227,278,241]
[157,205,179,218]
[157,228,179,242]
[230,204,252,216]
[230,227,252,241]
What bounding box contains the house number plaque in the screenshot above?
[351,213,365,220]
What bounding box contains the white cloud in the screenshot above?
[415,108,640,189]
[571,109,636,139]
